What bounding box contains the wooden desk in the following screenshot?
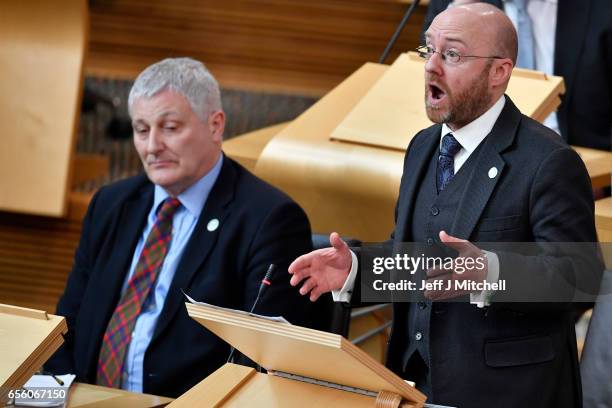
[596,197,612,241]
[596,197,612,268]
[67,383,172,408]
[574,147,612,189]
[169,364,378,407]
[223,123,288,173]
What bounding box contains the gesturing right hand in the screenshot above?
[288,232,352,301]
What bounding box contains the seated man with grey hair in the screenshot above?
[46,57,313,397]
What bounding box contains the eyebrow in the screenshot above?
[157,111,180,119]
[132,111,180,123]
[424,33,467,47]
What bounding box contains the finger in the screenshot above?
[439,230,479,254]
[423,275,451,300]
[289,269,309,286]
[426,267,452,278]
[425,288,459,301]
[288,252,314,274]
[425,278,472,300]
[309,287,323,302]
[329,232,348,252]
[299,277,317,296]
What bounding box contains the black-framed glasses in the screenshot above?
[416,45,505,65]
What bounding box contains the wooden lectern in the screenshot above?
[169,302,427,408]
[0,304,67,403]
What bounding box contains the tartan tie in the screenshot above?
[437,133,462,193]
[96,197,181,388]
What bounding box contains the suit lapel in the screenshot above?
[85,182,153,372]
[151,158,236,342]
[450,97,520,239]
[395,127,440,241]
[555,0,591,99]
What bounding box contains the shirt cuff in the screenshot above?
[470,250,499,308]
[331,250,358,303]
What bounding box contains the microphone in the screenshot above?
[250,264,276,313]
[378,0,421,64]
[227,264,276,363]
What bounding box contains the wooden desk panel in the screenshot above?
[574,147,612,189]
[68,383,172,408]
[596,197,612,269]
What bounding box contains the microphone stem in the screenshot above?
[379,0,421,64]
[227,264,275,365]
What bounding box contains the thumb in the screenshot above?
[329,232,348,252]
[439,230,478,254]
[439,230,465,243]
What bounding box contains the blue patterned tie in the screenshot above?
[515,0,535,69]
[437,133,462,193]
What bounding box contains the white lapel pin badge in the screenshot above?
[207,218,220,232]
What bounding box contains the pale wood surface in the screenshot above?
[574,147,612,189]
[168,364,256,407]
[596,197,612,269]
[0,0,87,216]
[0,304,47,320]
[67,383,172,408]
[169,363,381,408]
[0,305,67,399]
[186,303,426,405]
[255,62,403,241]
[331,53,564,150]
[225,368,377,407]
[223,123,288,173]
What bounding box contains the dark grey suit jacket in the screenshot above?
[371,97,600,407]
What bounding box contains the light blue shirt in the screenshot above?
[503,0,560,134]
[120,155,223,392]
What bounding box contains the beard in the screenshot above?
[425,60,494,129]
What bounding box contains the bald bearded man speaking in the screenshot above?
[288,3,599,407]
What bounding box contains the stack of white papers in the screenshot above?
[13,374,75,407]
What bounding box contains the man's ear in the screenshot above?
[490,58,514,88]
[208,110,226,144]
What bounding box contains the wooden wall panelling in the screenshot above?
[0,194,91,313]
[86,0,427,95]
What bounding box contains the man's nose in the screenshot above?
[424,51,444,76]
[146,129,164,153]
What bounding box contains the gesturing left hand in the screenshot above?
[424,230,488,301]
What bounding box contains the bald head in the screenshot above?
[428,2,517,65]
[423,2,518,129]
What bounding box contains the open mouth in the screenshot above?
[429,84,446,102]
